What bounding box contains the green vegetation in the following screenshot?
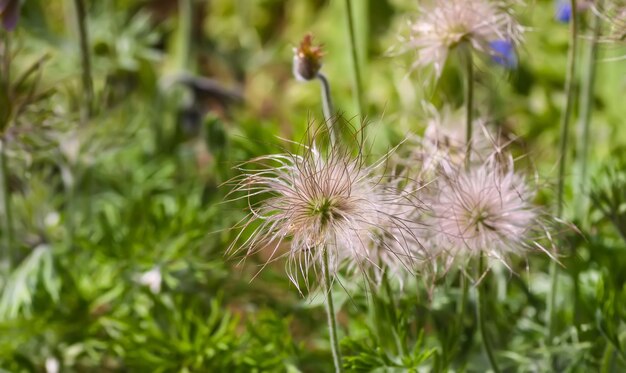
[1,0,626,371]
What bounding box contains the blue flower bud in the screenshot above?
[555,1,572,23]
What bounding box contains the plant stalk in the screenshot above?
[72,0,93,121]
[476,255,500,373]
[465,48,474,169]
[575,0,602,224]
[548,0,578,344]
[342,0,365,120]
[381,269,406,357]
[457,48,475,354]
[454,46,475,364]
[317,73,336,145]
[2,33,9,89]
[323,248,343,372]
[0,138,13,267]
[178,0,194,71]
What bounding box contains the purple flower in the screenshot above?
[555,0,595,23]
[555,1,572,23]
[0,0,20,31]
[489,39,518,69]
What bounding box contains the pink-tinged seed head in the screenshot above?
[228,137,428,291]
[407,0,524,77]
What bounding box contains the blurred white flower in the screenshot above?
[44,212,61,227]
[45,357,60,373]
[138,267,162,294]
[395,106,495,181]
[407,0,523,77]
[59,133,81,165]
[422,106,492,171]
[229,139,425,290]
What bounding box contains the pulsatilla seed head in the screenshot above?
[428,155,555,269]
[226,131,429,291]
[406,0,524,77]
[293,34,325,81]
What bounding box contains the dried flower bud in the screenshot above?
[293,34,324,81]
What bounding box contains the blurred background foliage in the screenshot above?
[0,0,625,371]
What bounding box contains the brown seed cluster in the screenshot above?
[293,34,325,81]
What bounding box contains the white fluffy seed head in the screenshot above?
[395,107,496,183]
[228,139,426,291]
[408,0,523,76]
[429,156,539,265]
[347,183,431,286]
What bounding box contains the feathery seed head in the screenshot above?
[361,194,430,286]
[430,156,539,265]
[398,107,492,179]
[408,0,523,77]
[229,135,425,290]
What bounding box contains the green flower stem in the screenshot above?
[457,272,469,325]
[317,73,337,145]
[600,343,616,373]
[548,0,578,344]
[575,0,603,224]
[456,46,475,359]
[476,255,500,373]
[381,270,406,357]
[72,0,93,121]
[0,138,13,267]
[177,0,194,71]
[343,0,365,120]
[465,48,474,169]
[2,33,9,87]
[322,247,343,373]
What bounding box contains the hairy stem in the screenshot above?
[477,255,500,373]
[548,0,578,344]
[343,0,365,120]
[456,48,475,360]
[323,248,343,372]
[465,49,474,169]
[575,0,602,224]
[317,73,337,145]
[72,0,93,121]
